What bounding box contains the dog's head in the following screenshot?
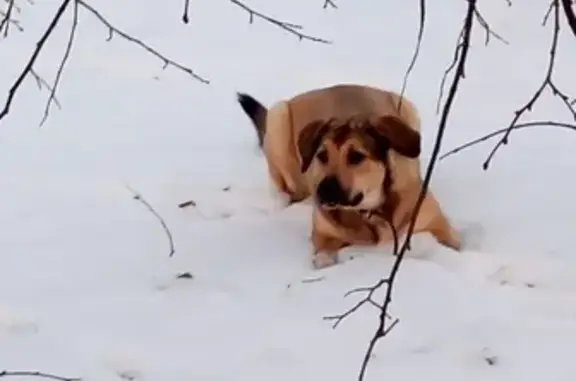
[297,115,420,211]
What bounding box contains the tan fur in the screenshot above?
[259,84,461,268]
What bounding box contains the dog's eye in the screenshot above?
[316,150,328,164]
[347,149,366,165]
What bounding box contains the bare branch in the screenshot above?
[229,0,331,43]
[77,0,209,83]
[323,0,337,9]
[441,120,576,159]
[399,0,426,103]
[560,0,576,36]
[126,185,175,258]
[39,0,78,127]
[483,0,576,170]
[0,0,15,37]
[543,1,555,25]
[436,5,505,114]
[474,8,509,45]
[325,2,478,380]
[31,69,62,109]
[182,0,190,23]
[323,278,391,329]
[0,370,80,381]
[0,0,72,125]
[436,28,464,114]
[1,0,210,126]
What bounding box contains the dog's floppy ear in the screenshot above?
[297,120,330,172]
[369,115,421,158]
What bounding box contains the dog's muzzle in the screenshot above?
[316,176,363,207]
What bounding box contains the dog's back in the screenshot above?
[288,84,421,137]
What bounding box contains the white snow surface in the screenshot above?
[1,0,576,380]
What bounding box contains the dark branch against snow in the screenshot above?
[0,0,211,127]
[399,0,426,104]
[436,5,506,114]
[182,0,190,23]
[0,0,72,125]
[2,0,334,126]
[323,0,337,9]
[77,0,208,84]
[560,0,576,37]
[440,121,576,159]
[0,370,80,381]
[325,2,478,380]
[475,0,574,169]
[39,0,77,127]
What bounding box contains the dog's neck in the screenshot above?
[359,154,398,223]
[357,190,399,223]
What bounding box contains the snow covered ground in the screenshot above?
[1,0,576,380]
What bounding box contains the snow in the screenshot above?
[1,0,576,380]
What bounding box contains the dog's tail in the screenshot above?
[236,92,267,147]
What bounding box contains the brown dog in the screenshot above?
[237,84,461,269]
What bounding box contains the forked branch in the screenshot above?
[324,1,478,380]
[0,0,72,124]
[1,0,209,127]
[2,0,332,127]
[436,5,506,114]
[480,0,576,169]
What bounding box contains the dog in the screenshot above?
[237,83,462,269]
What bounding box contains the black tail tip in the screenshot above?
[236,91,267,147]
[236,92,262,115]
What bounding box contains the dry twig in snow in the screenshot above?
[324,1,478,380]
[126,185,175,258]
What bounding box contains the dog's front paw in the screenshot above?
[312,252,339,269]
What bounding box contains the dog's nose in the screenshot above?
[316,176,347,206]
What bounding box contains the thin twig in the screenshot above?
[77,0,209,83]
[483,0,576,170]
[323,0,337,9]
[0,0,15,36]
[440,120,576,159]
[182,0,190,23]
[0,0,72,125]
[325,2,478,380]
[399,0,426,105]
[30,69,62,109]
[436,28,465,114]
[323,278,390,329]
[474,8,509,45]
[126,185,175,258]
[0,370,80,381]
[39,0,78,127]
[229,0,331,43]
